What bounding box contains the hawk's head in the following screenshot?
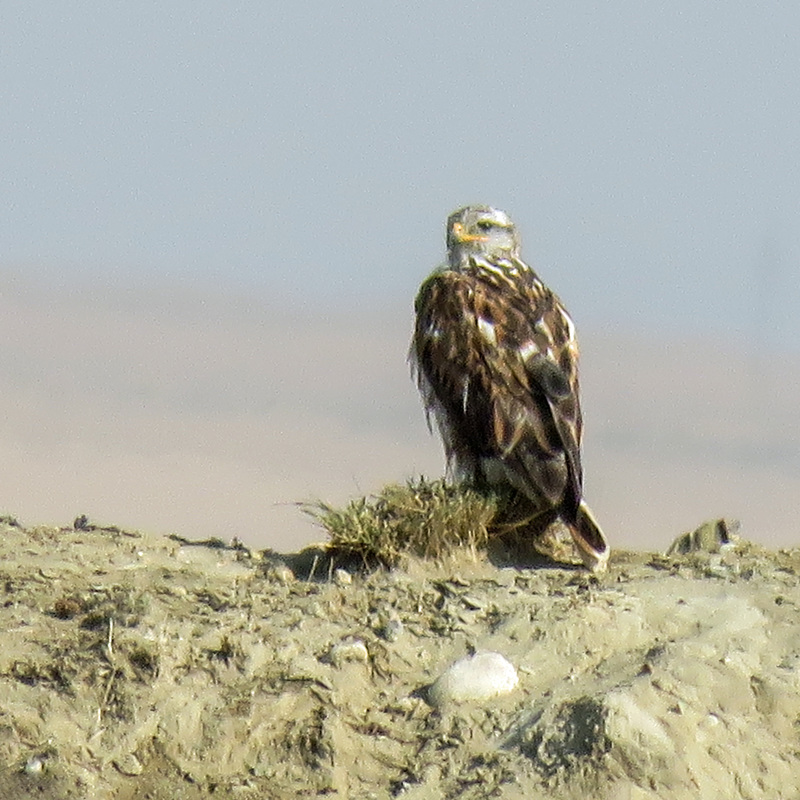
[446,205,521,269]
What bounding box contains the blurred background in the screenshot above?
[2,2,799,551]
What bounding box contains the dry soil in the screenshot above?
[1,518,799,799]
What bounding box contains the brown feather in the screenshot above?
[413,261,579,508]
[411,206,609,571]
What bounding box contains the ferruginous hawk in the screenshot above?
[411,205,609,572]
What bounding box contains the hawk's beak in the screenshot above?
[452,222,489,243]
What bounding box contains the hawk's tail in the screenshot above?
[568,501,609,573]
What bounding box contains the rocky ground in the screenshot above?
[1,516,799,799]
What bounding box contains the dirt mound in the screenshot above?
[1,518,799,799]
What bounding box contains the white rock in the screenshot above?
[333,568,352,586]
[24,756,45,775]
[329,638,369,668]
[428,651,518,706]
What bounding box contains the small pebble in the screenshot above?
[272,564,296,584]
[461,595,485,611]
[113,753,144,776]
[333,569,352,586]
[428,652,518,706]
[329,638,369,667]
[24,756,45,775]
[308,602,326,618]
[380,618,404,642]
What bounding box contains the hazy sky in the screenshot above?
[2,3,800,550]
[3,2,800,341]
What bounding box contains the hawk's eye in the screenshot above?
[476,220,495,231]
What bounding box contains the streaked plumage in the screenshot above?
[411,206,609,571]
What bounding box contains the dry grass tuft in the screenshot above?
[301,477,497,566]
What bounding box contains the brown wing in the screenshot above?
[412,261,584,520]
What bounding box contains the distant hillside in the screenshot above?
[0,277,798,552]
